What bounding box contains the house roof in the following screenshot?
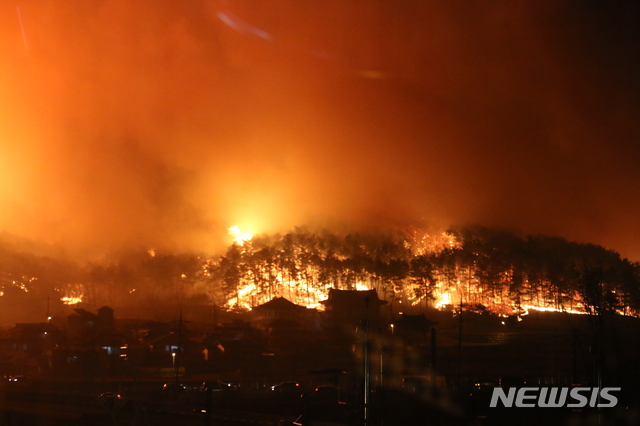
[147,332,182,345]
[70,309,97,320]
[396,313,438,332]
[68,307,114,321]
[253,297,307,311]
[12,322,58,336]
[320,289,387,307]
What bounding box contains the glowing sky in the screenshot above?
[0,1,639,260]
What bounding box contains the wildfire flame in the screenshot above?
[57,283,84,305]
[355,282,370,291]
[213,229,637,318]
[228,226,253,246]
[407,231,461,255]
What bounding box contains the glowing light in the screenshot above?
[227,283,257,310]
[408,231,461,256]
[434,291,451,309]
[212,228,638,318]
[57,284,84,305]
[355,282,369,291]
[61,296,83,305]
[228,226,253,246]
[521,304,588,316]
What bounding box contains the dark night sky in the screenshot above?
[0,1,639,260]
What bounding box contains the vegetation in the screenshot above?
[0,226,638,321]
[205,225,640,316]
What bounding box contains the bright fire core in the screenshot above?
[228,226,253,246]
[51,229,637,319]
[211,230,637,318]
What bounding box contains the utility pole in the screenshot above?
[212,303,218,331]
[572,328,578,384]
[457,298,463,387]
[379,328,384,391]
[362,318,370,425]
[175,310,183,386]
[431,327,437,391]
[363,296,370,425]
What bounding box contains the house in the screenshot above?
[251,297,313,330]
[64,306,125,365]
[138,320,215,376]
[7,322,62,375]
[394,313,438,345]
[320,289,387,329]
[10,322,60,353]
[66,306,114,343]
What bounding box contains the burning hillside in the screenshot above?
[0,1,638,265]
[206,225,640,317]
[0,225,637,325]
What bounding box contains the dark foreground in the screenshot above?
[0,378,637,426]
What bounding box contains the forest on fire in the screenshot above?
[0,226,638,322]
[205,225,640,317]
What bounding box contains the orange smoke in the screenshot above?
[0,1,637,263]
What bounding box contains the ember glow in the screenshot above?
[57,284,84,305]
[228,226,253,246]
[223,260,628,317]
[211,228,639,317]
[0,1,636,265]
[224,261,333,311]
[0,1,637,326]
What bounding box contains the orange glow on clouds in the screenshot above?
[0,1,637,263]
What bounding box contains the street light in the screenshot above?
[172,352,176,371]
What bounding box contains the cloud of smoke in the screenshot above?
[0,1,638,260]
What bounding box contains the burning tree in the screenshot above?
[202,226,640,317]
[8,225,635,322]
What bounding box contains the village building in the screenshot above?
[320,289,387,329]
[251,297,315,330]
